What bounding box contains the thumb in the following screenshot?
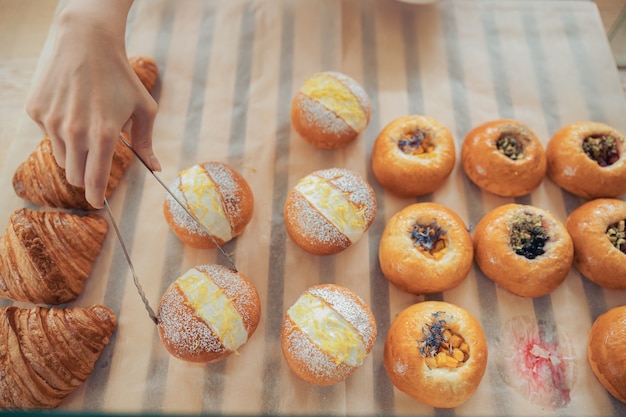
[129,101,161,171]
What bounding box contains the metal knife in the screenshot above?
[118,134,238,272]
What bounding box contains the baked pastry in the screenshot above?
[281,284,376,386]
[461,119,547,197]
[128,55,159,92]
[565,198,626,290]
[473,204,574,298]
[588,305,626,404]
[378,202,473,294]
[291,71,370,149]
[384,300,488,408]
[283,168,376,255]
[157,264,261,363]
[546,121,626,199]
[372,115,456,197]
[163,161,254,249]
[0,304,117,410]
[12,56,158,210]
[0,208,108,305]
[12,134,133,211]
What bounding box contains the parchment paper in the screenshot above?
[1,0,626,415]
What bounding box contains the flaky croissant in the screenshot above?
[0,208,108,305]
[12,136,133,210]
[0,304,117,409]
[12,56,158,210]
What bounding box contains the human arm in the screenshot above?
[26,0,160,209]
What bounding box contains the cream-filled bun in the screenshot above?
[281,284,376,386]
[284,168,376,255]
[384,301,488,408]
[163,161,254,249]
[157,264,261,363]
[291,71,370,149]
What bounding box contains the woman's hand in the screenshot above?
[26,0,160,209]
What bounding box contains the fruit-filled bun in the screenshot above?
[284,168,376,255]
[163,161,254,249]
[565,198,626,290]
[281,284,376,386]
[157,264,261,363]
[372,115,456,197]
[461,119,546,197]
[473,204,574,298]
[379,202,473,294]
[291,71,371,149]
[384,301,488,408]
[547,121,626,199]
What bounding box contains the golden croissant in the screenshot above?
[0,304,117,409]
[0,208,108,304]
[12,56,158,210]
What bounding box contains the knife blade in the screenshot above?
[104,198,159,325]
[118,135,238,272]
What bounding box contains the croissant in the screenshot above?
[0,304,117,409]
[0,208,108,305]
[129,55,159,92]
[12,56,159,210]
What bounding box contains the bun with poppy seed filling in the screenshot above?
[291,71,371,149]
[384,301,488,408]
[281,284,377,386]
[473,204,574,298]
[546,121,626,199]
[372,115,456,197]
[378,202,473,295]
[163,161,254,249]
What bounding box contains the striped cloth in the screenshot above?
[0,0,625,415]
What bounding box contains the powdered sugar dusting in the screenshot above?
[298,94,353,137]
[195,264,258,330]
[283,317,353,381]
[165,162,243,239]
[308,285,376,348]
[286,191,348,247]
[157,282,226,358]
[316,168,376,223]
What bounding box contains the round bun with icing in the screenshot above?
[163,161,254,249]
[291,71,371,149]
[588,305,626,404]
[379,202,473,294]
[372,115,456,197]
[473,204,574,298]
[565,198,626,290]
[281,284,377,386]
[157,264,261,363]
[384,301,488,408]
[284,168,376,255]
[546,121,626,199]
[461,119,546,197]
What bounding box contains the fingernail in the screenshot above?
[149,154,162,172]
